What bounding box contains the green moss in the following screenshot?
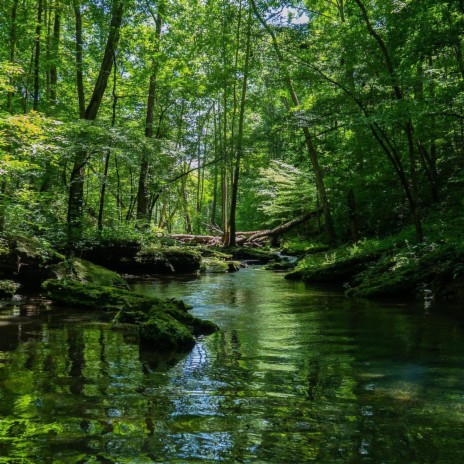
[50,258,127,288]
[348,244,464,299]
[200,257,241,274]
[196,246,233,260]
[140,315,195,349]
[264,261,296,271]
[280,240,330,256]
[285,241,383,283]
[226,247,277,263]
[11,235,65,263]
[42,279,219,350]
[141,245,201,272]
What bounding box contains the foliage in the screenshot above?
[0,0,462,253]
[257,160,316,226]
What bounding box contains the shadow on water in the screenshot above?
[1,267,464,463]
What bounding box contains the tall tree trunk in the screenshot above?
[50,0,61,105]
[67,0,124,240]
[250,0,336,244]
[229,5,252,247]
[181,164,193,234]
[33,0,43,111]
[221,91,229,245]
[73,0,85,118]
[211,104,219,230]
[98,54,118,233]
[6,0,19,112]
[44,0,50,104]
[136,0,165,221]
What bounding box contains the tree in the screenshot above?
[67,0,125,240]
[250,0,337,244]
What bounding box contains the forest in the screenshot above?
[1,2,464,462]
[0,0,464,295]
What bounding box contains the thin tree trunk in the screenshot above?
[221,91,229,245]
[44,0,51,103]
[0,181,7,232]
[33,0,43,111]
[50,0,60,105]
[229,5,252,247]
[6,0,19,112]
[211,105,219,229]
[97,54,118,232]
[73,0,85,118]
[181,162,193,234]
[347,188,359,243]
[137,0,164,221]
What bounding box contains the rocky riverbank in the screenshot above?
[0,234,220,351]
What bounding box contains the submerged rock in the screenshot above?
[42,279,218,350]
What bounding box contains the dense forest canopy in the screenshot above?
[0,0,463,246]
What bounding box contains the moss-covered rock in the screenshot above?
[78,239,202,274]
[200,257,241,273]
[49,258,128,288]
[42,279,219,350]
[142,246,201,273]
[116,310,196,349]
[0,235,64,290]
[264,260,296,271]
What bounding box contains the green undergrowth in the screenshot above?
[347,242,464,298]
[280,240,330,256]
[286,218,464,300]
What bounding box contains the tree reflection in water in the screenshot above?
[1,268,464,462]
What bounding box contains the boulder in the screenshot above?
[42,279,218,350]
[49,257,128,288]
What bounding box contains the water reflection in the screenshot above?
[1,268,464,462]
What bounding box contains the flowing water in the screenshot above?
[1,267,464,463]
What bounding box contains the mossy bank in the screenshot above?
[285,229,464,303]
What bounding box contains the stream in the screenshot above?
[1,266,464,463]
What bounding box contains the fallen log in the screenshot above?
[168,210,320,247]
[245,210,321,244]
[169,234,221,245]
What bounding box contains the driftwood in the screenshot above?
[169,210,321,247]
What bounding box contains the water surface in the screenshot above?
[1,267,464,463]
